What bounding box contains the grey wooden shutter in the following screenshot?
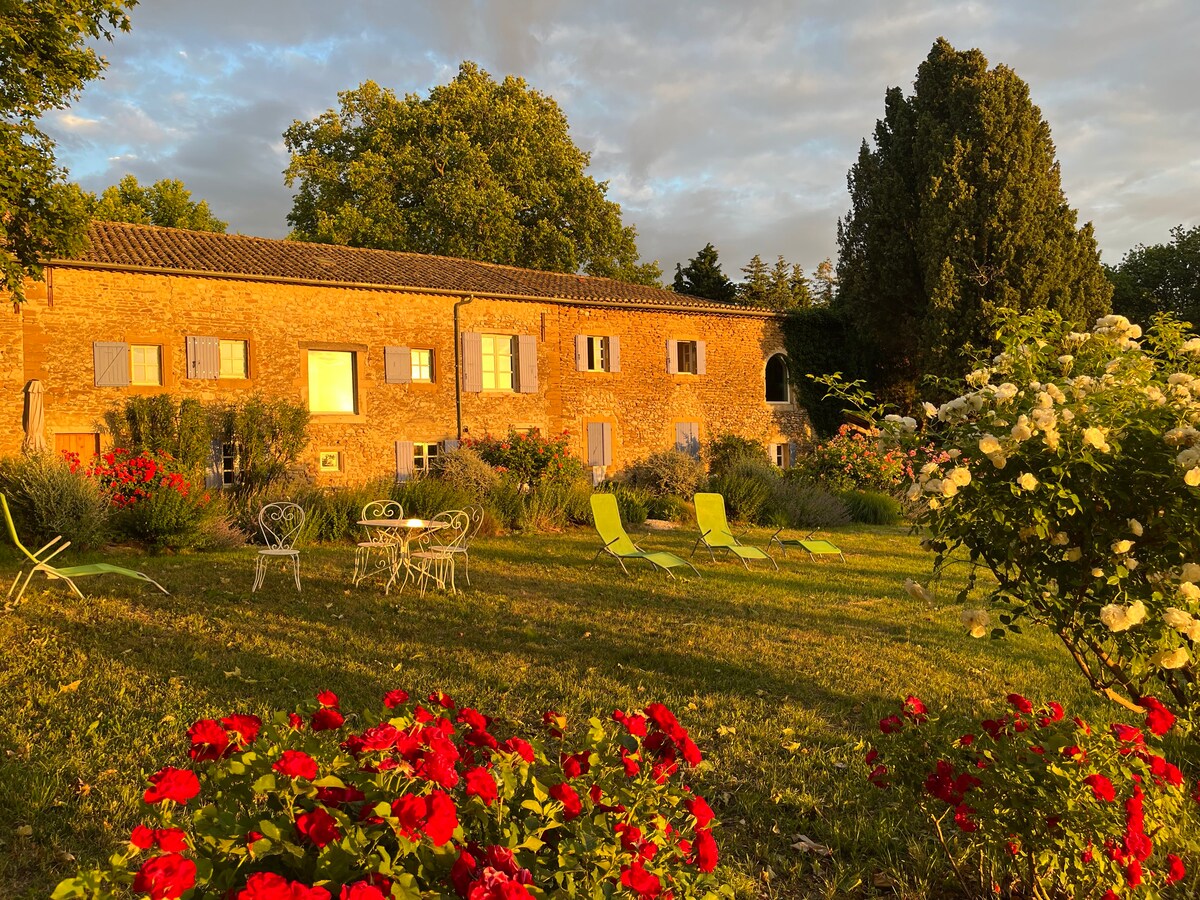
[204,439,223,489]
[385,346,411,384]
[395,440,415,482]
[696,340,707,375]
[461,332,482,393]
[93,341,130,387]
[587,422,606,467]
[517,334,538,393]
[575,334,588,372]
[186,336,220,379]
[675,422,700,457]
[441,438,460,453]
[788,442,798,469]
[666,339,678,374]
[608,336,621,372]
[601,422,613,466]
[427,348,436,383]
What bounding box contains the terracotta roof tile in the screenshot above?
[64,221,758,313]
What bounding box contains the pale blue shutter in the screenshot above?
[666,340,678,374]
[696,340,707,375]
[441,438,461,452]
[395,441,415,482]
[186,336,220,379]
[461,333,482,393]
[607,336,621,373]
[385,346,411,384]
[93,342,130,386]
[517,334,538,393]
[587,422,606,467]
[675,422,700,458]
[575,335,588,372]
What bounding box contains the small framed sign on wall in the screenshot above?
[318,450,342,472]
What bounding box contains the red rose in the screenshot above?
[391,794,426,840]
[1084,773,1116,802]
[953,803,978,833]
[238,872,299,900]
[1142,696,1176,736]
[457,707,490,731]
[429,690,455,709]
[1006,693,1033,714]
[541,710,565,737]
[549,781,582,820]
[131,824,156,849]
[620,861,662,899]
[132,853,196,900]
[316,785,366,807]
[613,709,648,737]
[621,750,640,778]
[273,749,319,779]
[311,708,345,731]
[187,718,230,761]
[222,713,262,748]
[561,751,591,779]
[903,695,928,722]
[1111,723,1144,748]
[500,737,535,763]
[316,690,339,708]
[879,715,903,734]
[686,795,715,828]
[383,689,409,708]
[295,807,341,847]
[423,790,459,846]
[359,723,400,751]
[694,826,718,872]
[1125,860,1143,889]
[153,828,188,852]
[340,883,386,900]
[464,767,498,806]
[1166,854,1186,885]
[143,767,200,805]
[287,712,306,730]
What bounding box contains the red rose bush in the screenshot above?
[862,692,1199,897]
[53,691,729,900]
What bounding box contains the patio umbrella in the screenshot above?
[22,380,46,452]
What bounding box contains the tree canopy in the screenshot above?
[672,243,736,303]
[835,38,1111,404]
[736,253,813,310]
[1,0,136,300]
[91,175,227,232]
[1108,225,1200,331]
[283,63,661,285]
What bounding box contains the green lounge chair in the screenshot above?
[691,492,778,570]
[589,493,699,578]
[2,494,169,603]
[769,529,846,562]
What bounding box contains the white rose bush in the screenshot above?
[824,310,1200,725]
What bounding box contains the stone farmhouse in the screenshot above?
[5,221,810,483]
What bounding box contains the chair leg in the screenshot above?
[7,569,22,600]
[462,550,470,586]
[293,555,301,593]
[252,556,266,593]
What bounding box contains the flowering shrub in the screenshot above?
[464,429,584,487]
[825,311,1200,724]
[796,424,913,493]
[54,691,729,900]
[863,693,1199,898]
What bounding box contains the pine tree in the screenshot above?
[836,38,1111,404]
[672,243,736,303]
[788,263,813,309]
[814,258,838,306]
[737,254,771,306]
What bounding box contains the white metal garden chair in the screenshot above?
[353,500,402,587]
[252,502,305,593]
[410,509,470,596]
[433,505,484,586]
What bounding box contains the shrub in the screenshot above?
[839,489,902,525]
[103,395,214,475]
[861,692,1199,898]
[768,478,851,529]
[708,457,777,524]
[465,429,584,486]
[704,433,770,478]
[54,691,727,900]
[525,478,593,531]
[189,511,249,552]
[391,478,477,522]
[213,395,310,494]
[486,477,527,532]
[625,449,706,498]
[0,452,111,551]
[599,485,650,526]
[646,494,694,524]
[796,423,912,493]
[437,447,500,499]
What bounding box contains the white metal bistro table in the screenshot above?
[356,518,448,594]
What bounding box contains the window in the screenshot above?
[219,340,249,379]
[667,339,705,375]
[221,442,239,486]
[587,337,606,372]
[481,334,515,391]
[677,341,697,375]
[413,442,440,474]
[411,349,433,382]
[766,354,790,402]
[771,442,788,468]
[308,350,358,414]
[130,344,162,385]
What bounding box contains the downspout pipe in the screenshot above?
[453,295,475,440]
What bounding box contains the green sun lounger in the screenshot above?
[691,492,778,570]
[2,494,169,603]
[768,529,846,562]
[589,493,699,578]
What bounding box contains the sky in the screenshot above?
[44,0,1200,279]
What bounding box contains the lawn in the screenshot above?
[0,523,1116,898]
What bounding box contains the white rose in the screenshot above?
[1011,422,1033,442]
[1186,467,1200,487]
[1163,608,1194,632]
[1181,337,1200,354]
[990,453,1008,469]
[1111,540,1134,555]
[978,434,1002,455]
[1100,604,1129,632]
[960,608,990,639]
[1017,472,1039,491]
[1180,581,1200,602]
[1150,647,1191,670]
[1064,547,1083,562]
[1051,532,1070,546]
[905,482,922,502]
[1182,563,1200,583]
[1091,568,1104,578]
[1082,427,1111,453]
[947,467,972,487]
[1128,519,1143,537]
[1188,621,1200,642]
[1126,600,1147,626]
[1126,558,1139,570]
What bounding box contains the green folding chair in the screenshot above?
[2,494,169,603]
[769,529,846,563]
[692,492,778,570]
[589,493,699,578]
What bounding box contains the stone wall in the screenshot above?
[10,266,812,480]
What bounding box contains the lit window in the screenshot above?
[308,350,358,413]
[771,443,788,468]
[676,341,698,375]
[411,349,433,382]
[413,442,440,474]
[219,340,249,379]
[481,335,514,391]
[586,336,607,372]
[766,354,789,402]
[130,344,162,385]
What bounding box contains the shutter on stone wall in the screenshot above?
[696,340,707,375]
[517,334,538,393]
[675,422,700,458]
[788,442,798,469]
[575,334,587,372]
[186,336,220,379]
[461,332,482,393]
[441,438,460,452]
[385,346,411,384]
[93,341,130,387]
[395,440,415,482]
[665,339,678,374]
[607,336,621,372]
[587,422,611,467]
[205,438,224,489]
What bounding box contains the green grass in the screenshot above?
[0,524,1115,898]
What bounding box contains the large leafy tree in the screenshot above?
[91,175,227,232]
[1108,225,1200,331]
[1,0,136,301]
[672,243,736,303]
[284,64,661,286]
[836,38,1111,404]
